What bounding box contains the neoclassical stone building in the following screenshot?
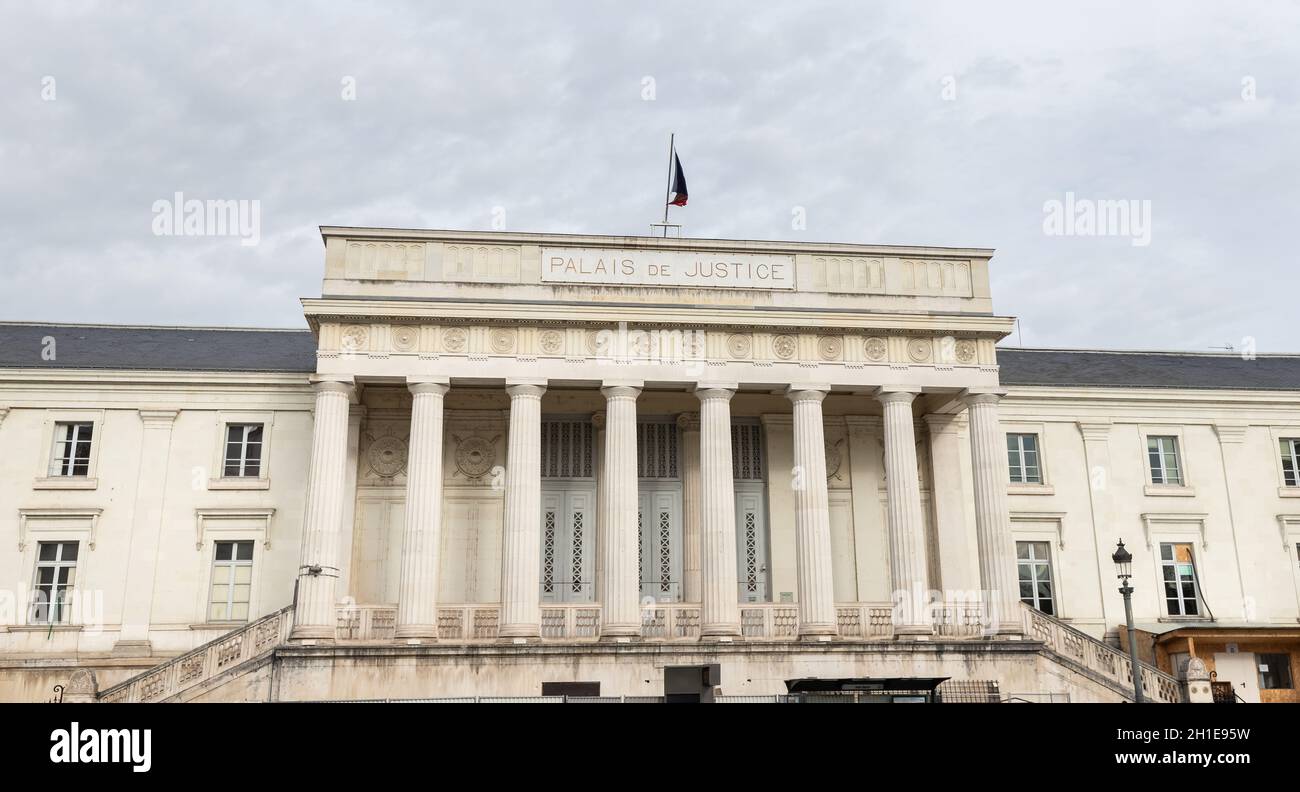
[2,228,1298,703]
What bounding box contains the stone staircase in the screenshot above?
[97,606,294,703]
[1020,602,1183,703]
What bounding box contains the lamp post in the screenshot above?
[1112,539,1145,704]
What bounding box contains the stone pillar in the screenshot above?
[695,388,741,638]
[787,386,837,639]
[499,380,547,640]
[395,378,450,642]
[677,412,703,604]
[924,413,978,593]
[292,377,356,641]
[599,382,642,640]
[116,409,180,654]
[963,390,1022,635]
[876,387,931,637]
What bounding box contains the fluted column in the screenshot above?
[678,412,703,604]
[695,389,741,638]
[963,390,1022,635]
[599,382,642,640]
[499,380,547,640]
[876,387,931,637]
[395,379,449,641]
[292,377,356,641]
[787,386,837,639]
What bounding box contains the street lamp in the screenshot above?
[1112,539,1145,704]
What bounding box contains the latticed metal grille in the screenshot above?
[936,680,1001,703]
[542,510,556,593]
[637,421,679,479]
[744,511,759,592]
[541,420,594,478]
[571,512,584,593]
[637,511,644,584]
[658,510,672,593]
[731,423,764,480]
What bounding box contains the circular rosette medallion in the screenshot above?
[455,436,496,478]
[367,435,408,478]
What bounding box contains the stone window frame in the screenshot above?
[33,409,105,491]
[1002,420,1054,495]
[1140,424,1195,497]
[15,509,101,630]
[208,411,276,490]
[1269,426,1300,497]
[192,509,274,628]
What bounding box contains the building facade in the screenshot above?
[2,228,1298,703]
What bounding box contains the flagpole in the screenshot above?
[662,133,675,237]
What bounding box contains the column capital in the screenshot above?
[600,383,642,400]
[676,411,700,432]
[138,409,179,429]
[786,384,830,403]
[960,388,1007,406]
[505,381,547,399]
[1077,420,1113,442]
[1213,422,1248,444]
[694,385,736,403]
[407,377,450,397]
[875,386,920,405]
[309,376,357,401]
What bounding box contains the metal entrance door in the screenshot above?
[735,485,770,602]
[540,489,595,603]
[638,487,683,602]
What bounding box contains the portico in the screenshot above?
[294,228,1025,646]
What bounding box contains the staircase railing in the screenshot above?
[99,605,294,703]
[1020,602,1182,703]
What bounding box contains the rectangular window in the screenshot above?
[1147,435,1183,485]
[1006,433,1041,484]
[1281,439,1300,487]
[1016,540,1054,615]
[209,540,254,621]
[1160,542,1200,616]
[49,422,94,477]
[1257,653,1294,690]
[31,541,78,624]
[223,424,264,478]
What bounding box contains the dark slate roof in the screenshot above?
[998,348,1300,391]
[0,323,317,373]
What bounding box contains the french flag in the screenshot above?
[667,152,688,206]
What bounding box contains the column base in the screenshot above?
[289,625,335,643]
[394,625,438,643]
[111,640,154,658]
[892,624,935,641]
[598,624,641,643]
[497,635,542,645]
[797,624,839,641]
[700,627,742,642]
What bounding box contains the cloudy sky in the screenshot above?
[2,1,1297,351]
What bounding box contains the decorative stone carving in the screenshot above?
[341,325,369,352]
[955,339,977,364]
[390,325,418,352]
[824,438,843,478]
[442,327,468,353]
[66,669,98,698]
[682,331,705,358]
[772,334,797,360]
[367,435,409,478]
[817,335,843,361]
[585,329,602,355]
[489,328,516,354]
[539,329,564,354]
[864,336,888,362]
[455,435,497,478]
[726,333,752,358]
[907,337,932,363]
